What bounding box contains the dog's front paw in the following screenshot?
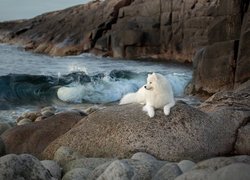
[148,110,155,118]
[164,106,170,116]
[142,105,148,112]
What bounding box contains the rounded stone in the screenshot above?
[88,161,114,180]
[64,158,114,173]
[41,110,55,118]
[22,112,37,121]
[62,168,91,180]
[17,118,32,126]
[153,163,182,180]
[35,116,46,122]
[41,160,62,179]
[53,146,84,166]
[0,154,53,179]
[41,106,56,113]
[98,159,164,179]
[207,163,250,180]
[131,152,158,162]
[0,122,11,135]
[177,160,196,173]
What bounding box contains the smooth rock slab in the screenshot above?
[43,103,244,161]
[0,154,53,180]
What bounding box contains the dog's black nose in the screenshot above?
[144,86,147,88]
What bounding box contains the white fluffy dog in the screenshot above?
[119,73,175,118]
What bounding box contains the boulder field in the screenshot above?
[0,0,249,94]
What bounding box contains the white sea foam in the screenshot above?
[57,72,191,104]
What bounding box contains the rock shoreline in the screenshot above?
[0,0,250,179]
[0,0,249,95]
[0,80,249,179]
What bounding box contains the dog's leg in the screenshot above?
[143,104,155,118]
[163,100,175,116]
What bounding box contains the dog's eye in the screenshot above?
[149,82,152,84]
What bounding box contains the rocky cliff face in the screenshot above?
[0,0,249,95]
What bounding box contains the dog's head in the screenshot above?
[144,73,160,91]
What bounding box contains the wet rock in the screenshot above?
[43,102,245,161]
[0,154,53,180]
[54,146,84,166]
[41,106,56,113]
[0,122,11,135]
[62,168,91,180]
[177,160,196,173]
[1,112,83,158]
[22,112,38,121]
[35,116,46,122]
[0,0,249,96]
[64,158,115,173]
[41,110,55,118]
[153,163,182,180]
[17,118,32,126]
[41,160,62,179]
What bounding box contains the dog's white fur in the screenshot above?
[119,73,175,118]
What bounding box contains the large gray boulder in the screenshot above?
[0,154,53,180]
[43,102,245,161]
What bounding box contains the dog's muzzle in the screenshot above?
[144,85,153,90]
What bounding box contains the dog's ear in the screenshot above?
[148,73,153,77]
[151,73,159,79]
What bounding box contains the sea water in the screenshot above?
[0,44,195,122]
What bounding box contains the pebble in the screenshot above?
[17,118,32,126]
